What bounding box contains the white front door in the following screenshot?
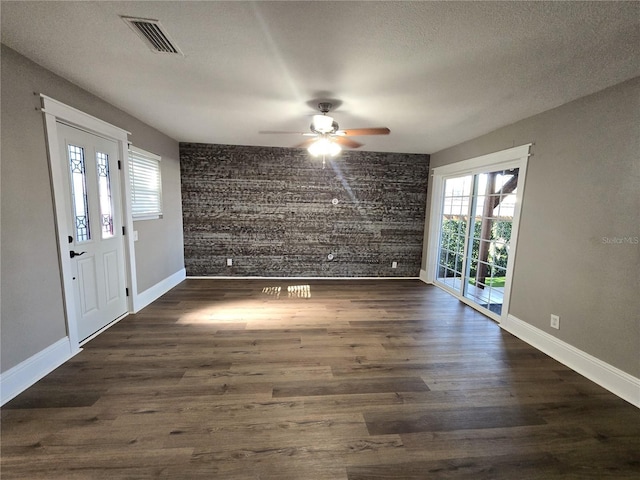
[57,123,128,341]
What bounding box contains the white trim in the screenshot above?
[0,338,79,406]
[121,145,139,313]
[419,269,430,284]
[133,268,186,312]
[432,144,532,176]
[132,214,163,221]
[502,314,640,408]
[187,276,420,281]
[129,145,161,159]
[41,95,130,139]
[424,171,444,284]
[40,95,139,347]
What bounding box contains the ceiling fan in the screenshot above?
[261,102,390,158]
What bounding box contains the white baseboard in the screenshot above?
[419,269,430,284]
[133,268,186,313]
[0,337,79,406]
[0,268,188,405]
[187,276,420,280]
[502,314,640,408]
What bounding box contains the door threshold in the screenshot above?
[79,312,129,346]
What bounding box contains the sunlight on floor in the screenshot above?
[262,286,281,298]
[177,285,311,324]
[287,284,311,299]
[262,284,311,299]
[176,299,265,324]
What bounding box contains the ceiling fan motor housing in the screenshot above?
[318,102,333,114]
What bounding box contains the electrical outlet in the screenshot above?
[226,258,233,267]
[392,261,398,269]
[550,314,560,330]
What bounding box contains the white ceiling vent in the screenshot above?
[121,16,183,55]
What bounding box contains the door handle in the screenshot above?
[70,250,86,259]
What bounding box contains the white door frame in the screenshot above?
[425,144,531,323]
[41,95,138,350]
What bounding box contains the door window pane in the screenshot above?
[96,152,114,239]
[463,168,519,315]
[68,145,91,242]
[437,175,472,292]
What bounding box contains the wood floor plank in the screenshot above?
[1,389,105,410]
[273,376,429,398]
[346,452,569,480]
[398,423,595,455]
[2,279,638,479]
[364,405,546,435]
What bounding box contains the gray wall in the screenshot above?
[1,45,184,372]
[423,77,640,377]
[181,143,429,277]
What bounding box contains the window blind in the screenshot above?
[129,146,162,219]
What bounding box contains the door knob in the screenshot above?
[70,250,86,258]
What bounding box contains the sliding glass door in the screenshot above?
[437,175,473,292]
[463,168,518,315]
[429,145,530,321]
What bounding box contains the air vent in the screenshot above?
[121,16,183,55]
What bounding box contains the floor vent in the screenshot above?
[121,16,183,55]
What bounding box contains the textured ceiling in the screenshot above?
[2,1,638,154]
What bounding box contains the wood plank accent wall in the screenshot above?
[179,143,429,277]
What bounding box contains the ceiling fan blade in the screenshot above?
[294,138,318,149]
[333,136,363,149]
[259,130,307,135]
[337,127,390,136]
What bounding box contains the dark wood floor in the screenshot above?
[2,280,639,479]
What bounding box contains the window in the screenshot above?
[129,146,162,220]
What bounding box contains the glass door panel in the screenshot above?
[435,168,519,318]
[436,175,473,292]
[68,144,91,242]
[96,151,114,239]
[463,168,519,316]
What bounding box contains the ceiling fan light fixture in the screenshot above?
[327,141,342,157]
[311,114,335,134]
[308,137,341,157]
